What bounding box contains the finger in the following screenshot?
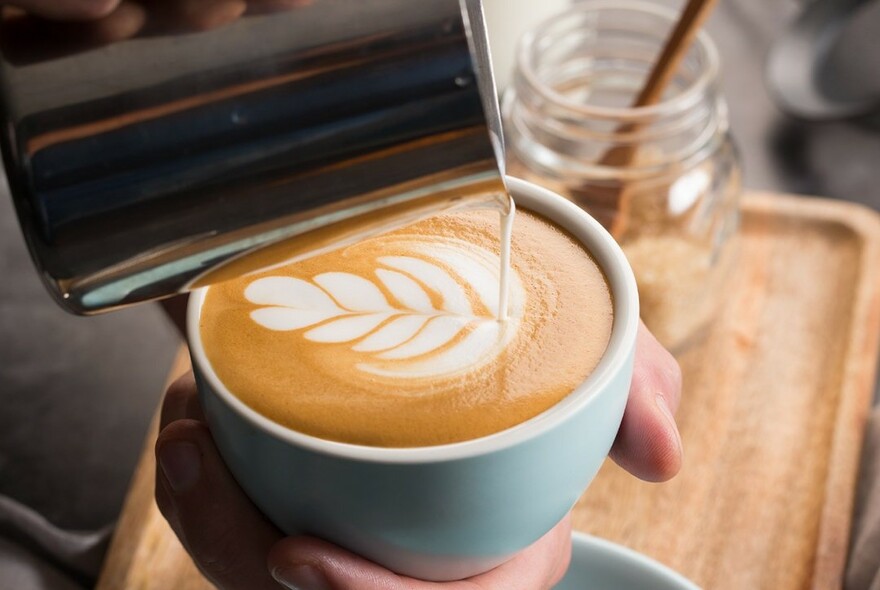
[7,0,120,20]
[159,371,205,430]
[155,371,204,539]
[156,419,283,590]
[268,515,572,590]
[609,322,683,482]
[0,1,146,65]
[148,0,246,32]
[245,0,312,15]
[249,0,313,6]
[468,515,572,590]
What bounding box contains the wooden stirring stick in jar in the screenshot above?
[589,0,719,237]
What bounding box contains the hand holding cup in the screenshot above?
[156,320,681,589]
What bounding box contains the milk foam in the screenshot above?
[245,238,525,381]
[199,207,614,447]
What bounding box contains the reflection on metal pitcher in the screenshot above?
[0,0,505,313]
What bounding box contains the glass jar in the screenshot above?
[502,0,742,352]
[483,0,572,91]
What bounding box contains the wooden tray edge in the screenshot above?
[744,193,880,589]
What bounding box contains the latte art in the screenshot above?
[199,208,613,447]
[244,237,525,382]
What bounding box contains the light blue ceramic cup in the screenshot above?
[187,177,639,581]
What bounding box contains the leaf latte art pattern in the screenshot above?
[244,240,524,380]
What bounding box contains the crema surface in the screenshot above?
[199,208,613,447]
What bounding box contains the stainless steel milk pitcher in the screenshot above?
[0,0,505,314]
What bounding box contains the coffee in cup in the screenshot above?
[198,206,613,447]
[187,177,638,581]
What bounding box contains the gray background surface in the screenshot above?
[0,0,878,579]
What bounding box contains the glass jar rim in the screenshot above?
[515,0,721,122]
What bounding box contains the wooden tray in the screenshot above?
[97,192,880,590]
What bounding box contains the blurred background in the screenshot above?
[1,0,878,587]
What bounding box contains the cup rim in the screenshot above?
[187,176,639,464]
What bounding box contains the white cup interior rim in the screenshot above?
[186,176,639,464]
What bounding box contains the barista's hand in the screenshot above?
[5,0,310,28]
[154,321,682,589]
[610,322,682,482]
[0,0,311,64]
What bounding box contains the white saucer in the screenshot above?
[553,533,701,589]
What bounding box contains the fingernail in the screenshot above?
[158,440,201,493]
[272,564,330,590]
[655,394,683,456]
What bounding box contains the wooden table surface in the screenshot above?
[97,192,880,590]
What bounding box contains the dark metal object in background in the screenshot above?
[767,0,879,120]
[0,0,504,314]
